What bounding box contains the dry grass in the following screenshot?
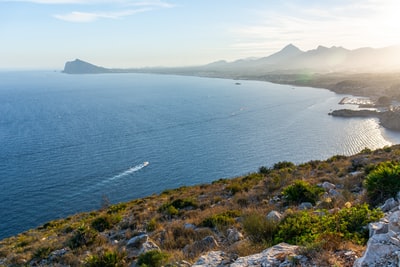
[2,145,400,266]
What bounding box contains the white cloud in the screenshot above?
[1,0,175,22]
[0,0,173,5]
[229,0,400,57]
[53,8,149,22]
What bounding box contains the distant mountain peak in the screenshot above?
[282,43,301,52]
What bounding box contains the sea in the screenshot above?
[1,71,400,239]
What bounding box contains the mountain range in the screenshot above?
[200,43,400,74]
[63,44,400,75]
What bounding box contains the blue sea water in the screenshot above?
[1,71,399,239]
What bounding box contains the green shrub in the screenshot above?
[274,205,383,245]
[365,161,400,205]
[242,213,278,244]
[137,250,169,267]
[259,166,271,174]
[85,250,126,267]
[282,180,324,205]
[159,198,198,215]
[200,210,241,228]
[226,182,243,195]
[146,218,158,232]
[334,204,383,243]
[91,214,121,232]
[274,211,319,244]
[273,161,295,170]
[107,203,127,214]
[32,247,52,260]
[91,216,111,232]
[68,225,97,249]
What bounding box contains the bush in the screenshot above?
[159,198,198,215]
[274,205,383,245]
[32,247,52,261]
[137,250,169,267]
[282,180,324,205]
[68,225,97,249]
[91,215,121,232]
[242,213,278,244]
[107,203,127,214]
[85,250,126,267]
[259,166,271,174]
[91,216,111,232]
[200,210,241,229]
[365,161,400,205]
[273,161,295,170]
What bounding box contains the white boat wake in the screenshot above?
[109,161,149,181]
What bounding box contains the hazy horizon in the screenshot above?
[1,0,400,69]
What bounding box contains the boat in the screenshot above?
[143,161,149,167]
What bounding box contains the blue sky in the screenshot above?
[1,0,400,69]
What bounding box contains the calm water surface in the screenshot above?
[0,71,399,239]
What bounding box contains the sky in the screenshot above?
[1,0,400,69]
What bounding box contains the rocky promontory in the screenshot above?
[63,59,111,74]
[329,108,400,131]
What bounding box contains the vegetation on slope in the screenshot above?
[2,145,400,266]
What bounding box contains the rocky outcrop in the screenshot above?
[380,110,400,131]
[329,109,377,117]
[266,210,283,223]
[231,243,301,267]
[329,109,400,132]
[354,197,400,266]
[126,233,160,258]
[192,243,302,267]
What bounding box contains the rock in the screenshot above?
[48,248,69,261]
[354,210,400,266]
[226,228,244,244]
[127,234,149,248]
[230,243,299,267]
[126,234,160,258]
[389,210,400,232]
[184,223,197,230]
[192,251,225,267]
[139,240,160,254]
[329,189,340,196]
[299,202,313,210]
[322,181,336,191]
[183,236,219,258]
[266,210,283,223]
[369,221,389,237]
[380,198,398,212]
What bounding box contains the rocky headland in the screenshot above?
[329,108,400,131]
[3,145,400,266]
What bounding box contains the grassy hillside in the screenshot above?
[2,145,400,266]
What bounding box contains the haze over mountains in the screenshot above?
[63,44,400,75]
[202,44,400,73]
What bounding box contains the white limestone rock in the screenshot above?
[192,251,225,267]
[321,181,336,191]
[380,198,398,212]
[266,210,283,223]
[230,243,299,267]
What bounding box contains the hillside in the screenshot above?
[2,145,400,266]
